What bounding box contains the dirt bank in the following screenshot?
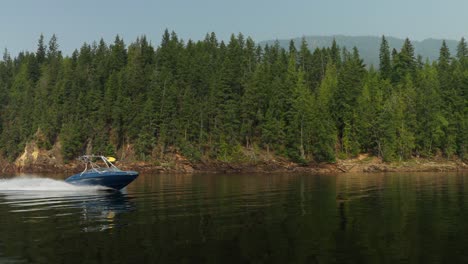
[3,153,467,175]
[1,142,466,174]
[333,154,467,173]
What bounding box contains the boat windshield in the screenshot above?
[79,155,122,175]
[87,167,120,173]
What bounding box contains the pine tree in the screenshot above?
[298,38,310,71]
[438,40,451,70]
[47,34,60,61]
[396,76,417,160]
[355,70,379,153]
[288,69,313,161]
[393,38,416,82]
[288,39,297,55]
[109,35,127,73]
[414,63,445,156]
[379,35,391,80]
[1,62,35,158]
[311,64,337,162]
[241,64,267,148]
[436,40,459,157]
[377,94,398,161]
[456,37,467,62]
[330,38,341,67]
[334,47,365,155]
[94,38,110,86]
[446,60,466,158]
[309,48,326,90]
[0,30,466,165]
[437,40,453,106]
[36,34,46,64]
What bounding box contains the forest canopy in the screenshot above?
[0,31,466,163]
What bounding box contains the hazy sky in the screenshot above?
[1,0,467,56]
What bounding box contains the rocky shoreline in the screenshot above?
[1,151,466,175]
[0,141,465,174]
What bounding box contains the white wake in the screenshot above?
[0,175,107,191]
[0,176,110,209]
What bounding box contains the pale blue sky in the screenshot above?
[1,0,467,56]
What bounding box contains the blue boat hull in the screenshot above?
[65,171,139,190]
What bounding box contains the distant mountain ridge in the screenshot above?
[260,35,459,67]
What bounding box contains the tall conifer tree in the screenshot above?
[379,35,391,80]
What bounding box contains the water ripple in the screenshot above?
[0,176,136,233]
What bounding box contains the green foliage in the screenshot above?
[334,47,366,156]
[311,64,338,162]
[178,140,201,162]
[217,139,245,163]
[60,121,85,162]
[0,32,465,164]
[392,38,416,83]
[379,36,391,80]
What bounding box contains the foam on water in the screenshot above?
[0,175,107,192]
[0,176,112,210]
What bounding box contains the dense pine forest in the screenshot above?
[0,31,466,164]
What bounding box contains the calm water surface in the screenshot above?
[0,172,467,263]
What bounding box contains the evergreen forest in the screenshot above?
[0,31,466,163]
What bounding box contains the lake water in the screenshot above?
[0,172,467,263]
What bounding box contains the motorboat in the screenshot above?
[65,155,139,190]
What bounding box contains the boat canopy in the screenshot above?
[78,155,121,175]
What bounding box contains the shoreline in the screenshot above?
[2,140,466,175]
[2,154,467,175]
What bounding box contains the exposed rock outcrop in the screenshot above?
[2,142,466,174]
[14,141,64,173]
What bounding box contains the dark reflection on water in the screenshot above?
[0,172,468,263]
